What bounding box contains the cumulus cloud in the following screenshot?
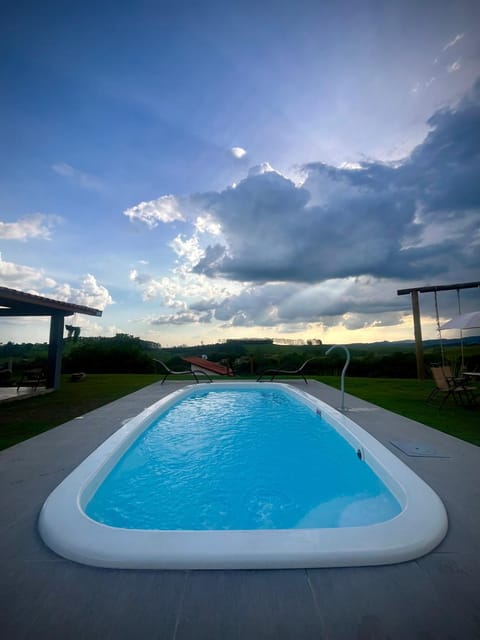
[247,162,276,176]
[129,269,186,304]
[192,81,480,286]
[123,195,184,227]
[206,278,409,329]
[0,214,61,240]
[0,254,112,312]
[71,316,117,337]
[124,80,480,332]
[52,274,113,310]
[129,269,152,286]
[213,283,290,327]
[194,214,222,236]
[149,311,213,325]
[169,234,204,265]
[192,163,418,282]
[129,262,242,312]
[230,147,247,159]
[0,255,57,289]
[341,311,405,331]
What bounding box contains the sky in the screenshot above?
[1,0,479,347]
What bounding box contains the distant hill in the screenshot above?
[339,336,480,349]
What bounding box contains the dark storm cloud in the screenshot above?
[150,311,213,325]
[199,278,409,327]
[402,79,480,213]
[193,81,480,285]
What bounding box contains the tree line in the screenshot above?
[2,333,479,380]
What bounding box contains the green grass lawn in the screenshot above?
[317,376,480,447]
[1,374,478,450]
[0,374,162,450]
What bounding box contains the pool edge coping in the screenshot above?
[38,381,449,569]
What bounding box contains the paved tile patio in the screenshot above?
[1,380,479,639]
[0,385,50,404]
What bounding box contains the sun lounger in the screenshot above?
[257,358,317,384]
[153,359,212,384]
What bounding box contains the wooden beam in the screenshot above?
[0,286,103,317]
[47,313,64,390]
[411,291,424,380]
[397,281,480,295]
[0,308,65,317]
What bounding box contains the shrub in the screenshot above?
[63,335,154,373]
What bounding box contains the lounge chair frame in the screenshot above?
[257,358,317,384]
[17,367,47,392]
[153,359,212,384]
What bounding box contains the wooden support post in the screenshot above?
[411,291,424,380]
[47,313,65,389]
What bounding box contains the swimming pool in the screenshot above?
[39,382,448,569]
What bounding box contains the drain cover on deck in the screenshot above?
[390,440,451,458]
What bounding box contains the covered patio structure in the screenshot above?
[0,286,102,390]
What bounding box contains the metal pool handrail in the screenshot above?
[326,344,351,411]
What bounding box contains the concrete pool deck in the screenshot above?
[1,380,479,639]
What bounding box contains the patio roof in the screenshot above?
[0,286,102,389]
[0,286,103,317]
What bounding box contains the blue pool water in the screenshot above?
[86,388,401,530]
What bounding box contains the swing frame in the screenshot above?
[397,281,480,380]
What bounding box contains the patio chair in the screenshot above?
[153,359,212,384]
[16,367,47,392]
[257,358,317,384]
[427,365,477,409]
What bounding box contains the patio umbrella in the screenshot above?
[440,310,480,330]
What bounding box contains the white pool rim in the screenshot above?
[38,382,448,569]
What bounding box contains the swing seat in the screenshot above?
[427,365,477,409]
